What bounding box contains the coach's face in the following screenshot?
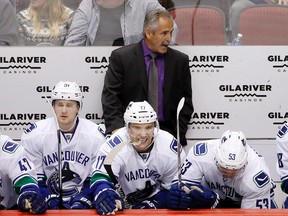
[144,17,173,54]
[128,123,154,153]
[53,100,79,132]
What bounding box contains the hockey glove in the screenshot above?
[283,197,288,209]
[93,181,124,215]
[167,182,192,210]
[281,179,288,194]
[70,179,92,209]
[126,180,155,204]
[45,194,70,209]
[17,186,47,214]
[185,184,219,209]
[132,200,157,209]
[70,195,92,209]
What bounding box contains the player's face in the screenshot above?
[144,17,174,54]
[217,165,243,179]
[128,123,154,152]
[53,100,79,132]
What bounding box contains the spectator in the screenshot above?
[21,81,106,209]
[9,0,16,8]
[230,0,288,39]
[64,0,178,46]
[101,9,193,146]
[276,122,288,208]
[0,0,20,46]
[90,101,186,214]
[16,0,74,46]
[0,134,47,214]
[169,130,277,208]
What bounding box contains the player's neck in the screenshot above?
[59,117,78,133]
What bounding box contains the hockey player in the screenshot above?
[168,130,276,209]
[21,81,106,209]
[0,134,47,213]
[276,122,288,208]
[90,101,186,215]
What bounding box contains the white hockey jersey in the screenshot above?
[91,127,186,199]
[0,135,37,209]
[21,117,106,200]
[276,122,288,185]
[182,139,274,209]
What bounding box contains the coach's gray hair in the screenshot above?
[143,9,173,35]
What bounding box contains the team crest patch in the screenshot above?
[170,138,178,154]
[277,124,288,138]
[2,141,19,154]
[24,123,37,134]
[194,142,207,156]
[107,135,124,148]
[253,170,269,188]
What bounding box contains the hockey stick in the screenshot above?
[103,140,130,208]
[44,96,63,208]
[177,97,185,188]
[103,141,127,184]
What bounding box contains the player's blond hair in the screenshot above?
[27,0,71,38]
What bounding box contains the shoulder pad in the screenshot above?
[194,142,208,156]
[277,123,288,139]
[3,141,20,154]
[107,135,125,148]
[170,138,178,154]
[23,123,37,134]
[253,170,270,188]
[97,124,107,139]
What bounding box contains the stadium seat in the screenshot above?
[238,5,288,45]
[168,5,227,45]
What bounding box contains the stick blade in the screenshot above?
[103,140,129,184]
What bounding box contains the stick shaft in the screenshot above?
[176,97,185,187]
[44,96,63,208]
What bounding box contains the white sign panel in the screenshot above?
[0,46,287,141]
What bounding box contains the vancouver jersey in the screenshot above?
[0,135,37,209]
[91,127,186,198]
[276,122,288,184]
[21,117,106,200]
[181,139,273,209]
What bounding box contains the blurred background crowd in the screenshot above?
[2,0,288,46]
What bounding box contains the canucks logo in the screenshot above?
[170,138,178,154]
[253,170,269,188]
[47,162,82,197]
[2,141,19,154]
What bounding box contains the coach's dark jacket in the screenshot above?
[101,41,193,146]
